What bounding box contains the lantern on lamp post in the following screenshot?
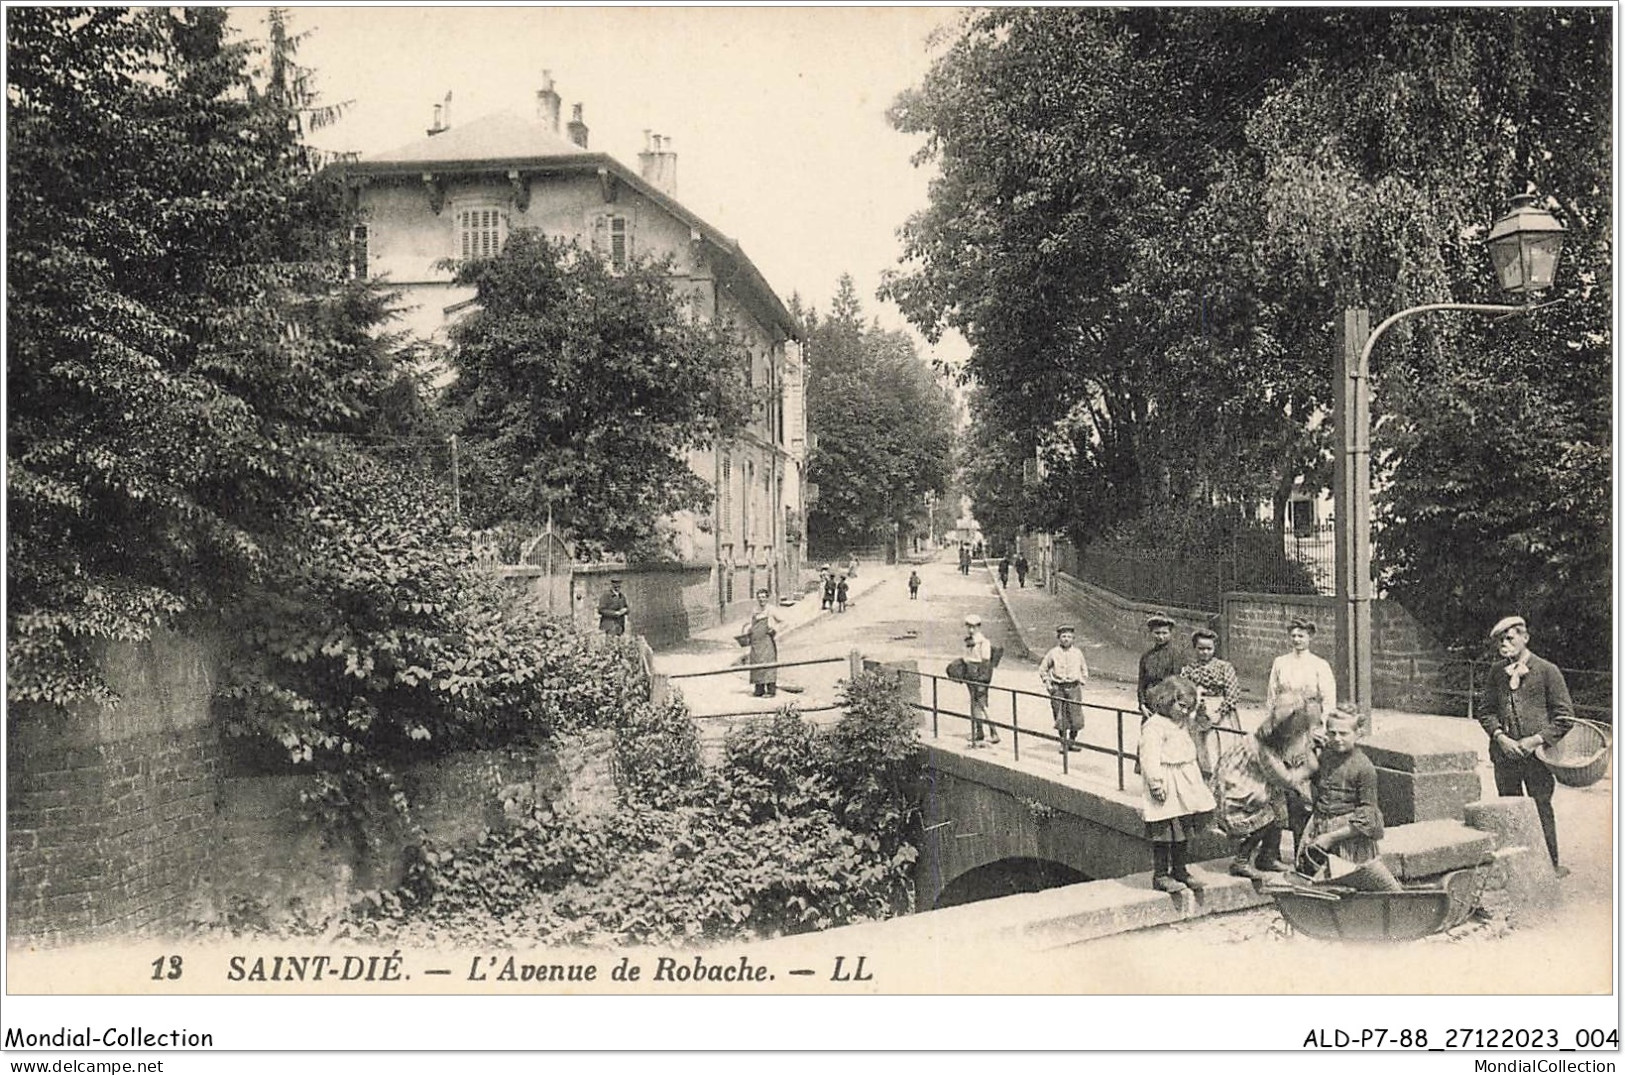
[1486,192,1568,297]
[1333,193,1566,727]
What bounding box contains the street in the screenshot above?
[654,557,1153,785]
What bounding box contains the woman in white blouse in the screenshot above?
[1265,616,1337,856]
[1266,617,1337,718]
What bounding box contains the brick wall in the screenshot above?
[7,633,220,945]
[1218,592,1337,682]
[558,562,719,647]
[1220,592,1453,708]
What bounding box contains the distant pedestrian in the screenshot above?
[1140,676,1215,895]
[597,578,630,636]
[1479,615,1573,876]
[835,575,849,613]
[959,614,999,747]
[907,570,921,600]
[1015,554,1029,588]
[846,555,859,579]
[1182,628,1241,778]
[958,545,971,575]
[1039,624,1088,752]
[822,571,837,611]
[741,589,781,698]
[998,556,1011,587]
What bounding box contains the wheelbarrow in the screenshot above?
[1265,865,1483,942]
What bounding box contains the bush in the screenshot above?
[345,671,924,946]
[216,452,650,778]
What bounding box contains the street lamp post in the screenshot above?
[1333,193,1566,726]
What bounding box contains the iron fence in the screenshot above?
[1072,544,1233,613]
[1057,529,1331,610]
[1401,658,1612,726]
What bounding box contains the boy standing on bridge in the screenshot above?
[961,614,999,747]
[1039,624,1088,752]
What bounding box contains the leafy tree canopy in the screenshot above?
[803,275,958,554]
[7,7,419,706]
[440,232,752,558]
[887,8,1610,664]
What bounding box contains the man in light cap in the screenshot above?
[1479,615,1574,876]
[962,614,998,747]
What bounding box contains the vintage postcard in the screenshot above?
[4,3,1617,1061]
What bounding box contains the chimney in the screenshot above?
[536,70,561,133]
[567,102,589,148]
[638,131,678,196]
[427,91,452,136]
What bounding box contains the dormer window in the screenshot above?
[457,204,508,259]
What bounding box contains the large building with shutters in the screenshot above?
[343,75,806,631]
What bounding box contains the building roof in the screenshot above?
[366,111,586,164]
[347,111,799,339]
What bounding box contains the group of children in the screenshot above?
[817,565,850,613]
[1139,676,1401,895]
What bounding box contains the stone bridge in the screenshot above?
[913,721,1525,912]
[916,744,1232,909]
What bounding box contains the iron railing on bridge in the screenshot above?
[898,668,1248,792]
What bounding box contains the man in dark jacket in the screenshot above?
[1135,614,1184,774]
[597,578,630,636]
[1478,615,1574,875]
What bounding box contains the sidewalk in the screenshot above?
[661,561,892,657]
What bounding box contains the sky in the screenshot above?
[246,5,973,366]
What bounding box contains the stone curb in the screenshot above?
[988,563,1041,662]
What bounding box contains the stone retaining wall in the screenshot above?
[7,633,220,945]
[1052,573,1218,654]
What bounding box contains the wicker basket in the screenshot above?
[1534,719,1613,788]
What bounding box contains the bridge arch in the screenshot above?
[917,745,1228,910]
[933,857,1091,910]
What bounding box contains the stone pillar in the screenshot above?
[1463,797,1563,921]
[1361,723,1482,825]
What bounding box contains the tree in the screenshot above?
[887,8,1611,663]
[803,275,958,554]
[7,7,409,706]
[7,8,604,807]
[439,231,752,558]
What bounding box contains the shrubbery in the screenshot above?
[346,670,924,946]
